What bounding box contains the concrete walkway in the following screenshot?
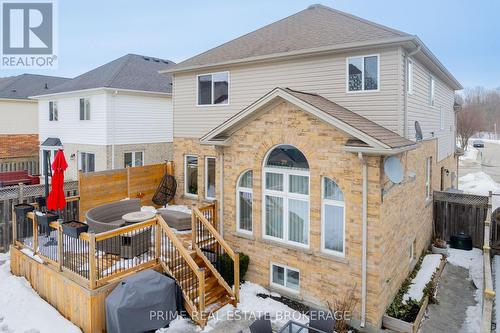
[420,264,478,333]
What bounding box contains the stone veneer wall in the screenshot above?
[172,101,458,329]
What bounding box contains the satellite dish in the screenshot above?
[415,121,423,141]
[384,156,404,184]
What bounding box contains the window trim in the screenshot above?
[204,156,217,200]
[261,145,310,249]
[196,71,230,106]
[236,170,253,235]
[79,97,91,120]
[184,154,198,198]
[269,262,300,293]
[49,101,58,121]
[124,151,144,168]
[320,177,346,258]
[346,54,380,93]
[429,75,436,107]
[407,58,414,94]
[425,157,432,201]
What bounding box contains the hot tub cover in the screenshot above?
[106,269,179,333]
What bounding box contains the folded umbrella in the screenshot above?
[47,149,68,212]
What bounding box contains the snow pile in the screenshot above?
[459,146,479,164]
[447,248,483,333]
[403,254,442,303]
[163,204,192,215]
[0,252,81,333]
[157,282,307,332]
[459,171,500,196]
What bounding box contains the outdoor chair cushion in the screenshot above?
[157,209,191,230]
[308,307,335,333]
[249,317,273,333]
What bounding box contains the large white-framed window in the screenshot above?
[124,151,144,168]
[425,157,432,201]
[49,101,58,121]
[236,170,253,234]
[407,58,414,94]
[205,156,216,200]
[321,177,345,257]
[79,152,95,173]
[184,155,198,197]
[197,71,229,105]
[79,98,91,120]
[347,54,379,92]
[270,262,300,292]
[263,145,310,247]
[429,76,435,106]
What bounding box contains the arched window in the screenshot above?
[236,170,253,233]
[263,145,309,246]
[321,177,345,256]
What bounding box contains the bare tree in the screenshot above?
[457,107,483,148]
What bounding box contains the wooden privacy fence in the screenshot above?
[0,181,79,252]
[78,162,174,220]
[433,190,489,247]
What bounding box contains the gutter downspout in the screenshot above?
[111,90,118,169]
[217,146,225,235]
[404,45,422,138]
[358,152,368,328]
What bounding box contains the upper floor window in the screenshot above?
[79,98,90,120]
[407,59,414,94]
[347,55,379,92]
[429,76,435,106]
[124,151,143,168]
[49,101,58,121]
[197,72,229,105]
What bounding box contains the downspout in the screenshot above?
[111,90,118,169]
[217,146,225,236]
[404,45,422,138]
[358,152,368,328]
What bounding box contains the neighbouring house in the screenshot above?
[0,74,69,175]
[162,5,462,331]
[31,54,175,180]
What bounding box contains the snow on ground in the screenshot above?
[157,282,308,332]
[0,252,81,333]
[403,254,442,303]
[459,171,500,196]
[447,248,483,333]
[142,205,193,215]
[460,146,480,164]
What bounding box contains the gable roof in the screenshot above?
[34,54,175,97]
[171,4,409,73]
[201,87,417,155]
[0,74,69,100]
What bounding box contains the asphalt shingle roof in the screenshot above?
[171,4,410,72]
[283,88,415,149]
[39,54,175,95]
[0,74,69,100]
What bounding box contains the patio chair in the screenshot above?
[249,316,273,333]
[152,173,177,206]
[308,307,335,333]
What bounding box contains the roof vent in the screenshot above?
[143,57,150,61]
[153,58,160,62]
[162,60,169,64]
[307,4,322,10]
[44,83,48,89]
[11,89,16,93]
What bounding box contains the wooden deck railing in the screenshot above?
[192,207,239,303]
[481,192,496,333]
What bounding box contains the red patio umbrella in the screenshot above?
[47,149,68,212]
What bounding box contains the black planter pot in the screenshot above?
[450,232,473,251]
[37,212,59,229]
[61,221,89,238]
[14,203,35,224]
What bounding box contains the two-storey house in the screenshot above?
[32,54,175,180]
[163,5,462,331]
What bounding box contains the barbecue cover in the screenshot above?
[106,269,179,333]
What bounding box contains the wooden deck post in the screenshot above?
[89,232,97,289]
[213,200,218,230]
[191,212,197,247]
[233,251,240,304]
[198,268,206,315]
[155,218,161,262]
[11,206,17,245]
[57,225,63,271]
[32,215,38,254]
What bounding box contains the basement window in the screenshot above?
[270,263,300,292]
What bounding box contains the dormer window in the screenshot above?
[197,72,229,105]
[347,55,379,92]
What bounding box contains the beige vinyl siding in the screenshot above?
[406,57,455,161]
[0,100,38,134]
[173,47,402,138]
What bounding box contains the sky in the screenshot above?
[0,0,499,89]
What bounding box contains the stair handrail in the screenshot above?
[157,215,206,320]
[192,208,240,303]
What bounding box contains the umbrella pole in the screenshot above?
[43,150,50,199]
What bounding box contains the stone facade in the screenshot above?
[172,101,457,330]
